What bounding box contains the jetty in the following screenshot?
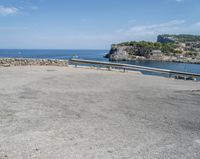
[69,59,200,80]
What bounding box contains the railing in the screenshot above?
[69,59,200,79]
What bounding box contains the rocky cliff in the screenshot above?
[105,35,200,64]
[157,34,200,43]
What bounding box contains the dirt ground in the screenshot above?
[0,66,200,159]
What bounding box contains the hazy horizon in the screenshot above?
[0,0,200,49]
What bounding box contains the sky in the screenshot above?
[0,0,200,49]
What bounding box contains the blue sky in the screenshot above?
[0,0,200,49]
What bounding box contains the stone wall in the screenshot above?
[0,58,68,67]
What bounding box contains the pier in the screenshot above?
[69,59,200,80]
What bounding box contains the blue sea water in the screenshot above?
[0,49,200,75]
[118,60,200,78]
[0,49,108,61]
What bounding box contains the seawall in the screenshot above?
[0,58,68,67]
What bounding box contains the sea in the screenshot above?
[0,49,200,77]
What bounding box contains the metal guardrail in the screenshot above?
[69,59,200,79]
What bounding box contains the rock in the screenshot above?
[106,45,130,61]
[105,35,200,64]
[2,64,10,67]
[157,35,176,43]
[0,58,68,67]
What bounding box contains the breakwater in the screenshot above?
[0,58,68,67]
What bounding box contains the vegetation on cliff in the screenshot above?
[106,34,200,63]
[115,41,181,55]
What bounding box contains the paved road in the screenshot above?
[0,66,200,159]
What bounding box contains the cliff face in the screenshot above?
[105,44,154,61]
[157,35,176,43]
[157,34,200,43]
[106,45,164,62]
[105,45,130,61]
[105,35,200,64]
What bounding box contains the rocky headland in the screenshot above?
[105,34,200,64]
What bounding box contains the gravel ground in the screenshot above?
[0,66,200,159]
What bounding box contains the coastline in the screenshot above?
[108,57,200,64]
